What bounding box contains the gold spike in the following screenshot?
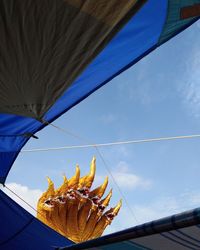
[100,189,112,208]
[37,177,55,229]
[113,199,122,216]
[56,175,68,195]
[79,157,96,189]
[68,165,80,189]
[89,176,108,199]
[37,159,121,243]
[86,156,96,188]
[44,177,55,197]
[37,177,55,211]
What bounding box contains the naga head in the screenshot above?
[37,157,122,243]
[37,177,55,212]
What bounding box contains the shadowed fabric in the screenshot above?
[181,3,200,19]
[0,0,144,119]
[159,0,200,44]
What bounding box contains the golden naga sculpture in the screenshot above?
[37,157,122,243]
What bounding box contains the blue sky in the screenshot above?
[4,20,200,234]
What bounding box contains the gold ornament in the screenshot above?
[37,157,122,243]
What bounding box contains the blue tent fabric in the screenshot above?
[0,189,73,250]
[60,207,200,250]
[0,0,199,184]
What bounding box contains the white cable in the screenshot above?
[40,121,140,224]
[21,134,200,153]
[23,121,200,224]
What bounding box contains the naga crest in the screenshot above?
[37,157,122,243]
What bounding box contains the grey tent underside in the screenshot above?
[0,0,145,119]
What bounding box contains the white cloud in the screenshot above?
[95,161,151,190]
[113,161,151,190]
[113,173,151,190]
[2,183,42,215]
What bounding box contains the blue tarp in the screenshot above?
[0,189,72,250]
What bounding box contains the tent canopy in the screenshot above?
[0,1,200,249]
[0,0,199,184]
